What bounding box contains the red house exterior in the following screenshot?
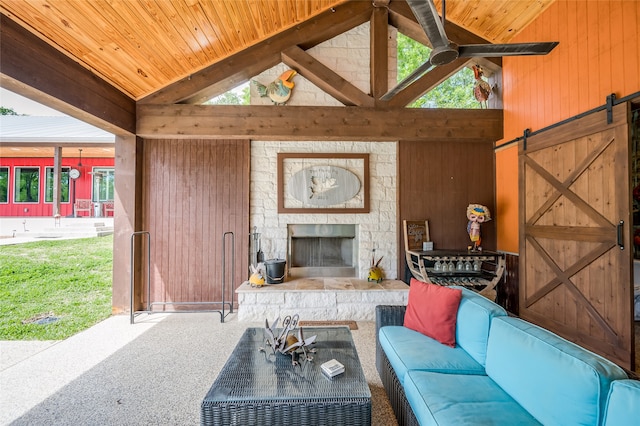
[0,115,114,217]
[0,156,114,217]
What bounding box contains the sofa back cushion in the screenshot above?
[602,379,640,426]
[486,317,628,425]
[454,287,507,366]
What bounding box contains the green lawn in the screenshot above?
[0,236,113,340]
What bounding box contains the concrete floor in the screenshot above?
[0,313,397,426]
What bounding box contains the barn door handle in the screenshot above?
[617,220,624,250]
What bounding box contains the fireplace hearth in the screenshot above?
[287,224,358,278]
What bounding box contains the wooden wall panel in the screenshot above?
[141,139,249,310]
[496,0,640,252]
[496,253,519,315]
[398,140,496,277]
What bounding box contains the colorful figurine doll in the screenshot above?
[467,204,491,251]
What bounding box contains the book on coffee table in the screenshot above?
[321,359,345,378]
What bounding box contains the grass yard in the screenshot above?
[0,236,113,340]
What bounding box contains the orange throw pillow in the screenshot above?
[403,278,462,347]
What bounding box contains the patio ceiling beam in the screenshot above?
[0,14,135,135]
[139,1,374,106]
[137,104,503,142]
[281,46,374,107]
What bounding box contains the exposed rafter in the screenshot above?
[0,14,135,135]
[281,46,374,107]
[385,58,472,107]
[370,4,390,102]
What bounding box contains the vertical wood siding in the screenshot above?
[142,139,249,309]
[496,0,640,252]
[398,140,496,277]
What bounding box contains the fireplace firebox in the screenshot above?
[287,224,358,278]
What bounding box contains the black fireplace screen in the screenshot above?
[290,237,354,267]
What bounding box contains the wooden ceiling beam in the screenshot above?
[0,14,135,135]
[139,1,373,106]
[385,58,472,107]
[137,104,503,142]
[370,5,389,103]
[387,1,501,69]
[281,46,374,107]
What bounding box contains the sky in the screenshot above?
[0,88,66,116]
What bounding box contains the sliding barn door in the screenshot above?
[519,104,634,369]
[142,139,249,311]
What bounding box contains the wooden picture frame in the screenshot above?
[277,153,369,213]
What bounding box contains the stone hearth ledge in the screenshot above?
[236,278,409,322]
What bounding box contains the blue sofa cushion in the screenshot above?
[486,317,628,426]
[404,370,541,425]
[379,326,485,385]
[603,379,640,426]
[453,287,507,366]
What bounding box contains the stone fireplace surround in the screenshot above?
[240,23,402,321]
[250,141,398,281]
[248,22,398,281]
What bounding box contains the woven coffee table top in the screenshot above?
[203,326,371,403]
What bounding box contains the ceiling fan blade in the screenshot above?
[458,42,559,58]
[380,61,434,101]
[406,0,450,49]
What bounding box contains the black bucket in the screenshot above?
[264,259,286,284]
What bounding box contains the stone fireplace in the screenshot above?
[248,23,398,280]
[287,224,358,278]
[250,140,397,280]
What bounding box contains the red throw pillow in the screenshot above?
[403,278,462,347]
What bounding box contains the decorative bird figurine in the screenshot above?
[251,69,297,105]
[368,250,384,283]
[472,65,491,108]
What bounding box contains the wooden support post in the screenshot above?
[52,146,62,217]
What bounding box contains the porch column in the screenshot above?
[52,146,62,216]
[112,134,143,313]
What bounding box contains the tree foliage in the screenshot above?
[397,33,479,109]
[0,106,19,115]
[205,84,250,105]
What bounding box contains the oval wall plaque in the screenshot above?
[288,165,361,206]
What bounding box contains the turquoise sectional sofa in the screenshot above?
[376,287,637,425]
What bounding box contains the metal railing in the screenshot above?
[129,231,235,324]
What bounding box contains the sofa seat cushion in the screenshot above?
[603,379,640,426]
[403,370,541,425]
[486,317,628,426]
[379,326,485,385]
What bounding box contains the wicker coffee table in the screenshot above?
[201,326,371,425]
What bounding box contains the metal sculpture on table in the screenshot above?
[467,204,491,251]
[260,314,317,365]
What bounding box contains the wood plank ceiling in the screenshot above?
[0,0,555,101]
